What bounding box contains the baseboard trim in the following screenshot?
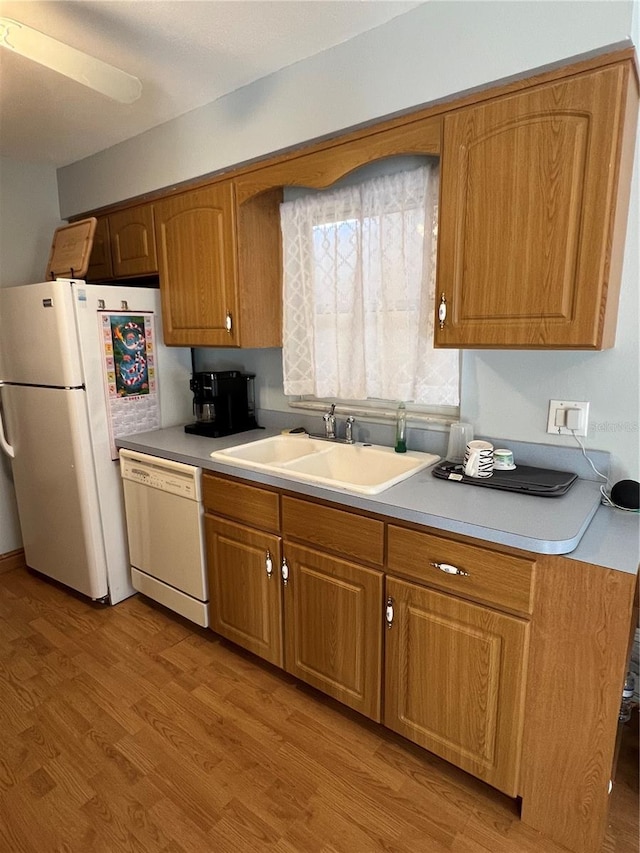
[0,548,26,574]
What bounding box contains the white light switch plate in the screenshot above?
[547,400,590,436]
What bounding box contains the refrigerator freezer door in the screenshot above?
[0,280,84,386]
[2,383,109,600]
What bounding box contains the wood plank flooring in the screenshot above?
[0,566,637,853]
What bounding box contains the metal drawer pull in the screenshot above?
[438,293,447,329]
[385,596,394,628]
[281,557,289,586]
[225,312,233,333]
[265,550,273,578]
[430,561,469,577]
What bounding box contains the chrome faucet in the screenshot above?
[323,404,336,439]
[345,415,355,444]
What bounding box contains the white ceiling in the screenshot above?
[0,0,422,168]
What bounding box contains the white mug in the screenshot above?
[464,440,494,478]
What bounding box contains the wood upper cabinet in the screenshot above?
[154,182,282,347]
[234,114,442,203]
[85,216,113,281]
[205,515,283,667]
[85,204,157,281]
[154,183,238,346]
[282,542,383,722]
[109,204,157,277]
[384,576,529,797]
[436,61,639,349]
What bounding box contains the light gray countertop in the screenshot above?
[116,425,639,574]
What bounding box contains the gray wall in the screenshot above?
[56,1,640,484]
[0,157,63,553]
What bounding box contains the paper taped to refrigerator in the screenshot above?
[100,312,160,458]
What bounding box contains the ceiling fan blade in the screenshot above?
[0,17,142,104]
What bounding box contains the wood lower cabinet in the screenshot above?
[282,542,383,722]
[154,182,282,347]
[205,515,283,667]
[384,576,529,796]
[436,61,638,349]
[203,474,383,719]
[200,471,635,853]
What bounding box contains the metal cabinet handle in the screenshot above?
[430,561,469,577]
[438,293,447,329]
[265,550,273,578]
[281,557,289,586]
[385,596,394,628]
[225,312,233,333]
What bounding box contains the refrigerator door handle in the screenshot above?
[0,383,16,458]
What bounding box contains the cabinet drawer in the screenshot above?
[387,526,535,614]
[282,496,384,566]
[203,473,279,532]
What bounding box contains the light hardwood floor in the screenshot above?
[0,566,637,853]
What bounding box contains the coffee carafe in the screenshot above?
[185,371,259,437]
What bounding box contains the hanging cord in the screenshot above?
[571,430,639,512]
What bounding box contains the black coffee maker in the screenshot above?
[184,371,259,437]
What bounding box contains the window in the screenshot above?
[280,162,459,415]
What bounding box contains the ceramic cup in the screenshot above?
[445,422,474,464]
[463,440,494,478]
[493,448,515,470]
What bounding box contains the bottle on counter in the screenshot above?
[395,402,407,453]
[619,671,636,723]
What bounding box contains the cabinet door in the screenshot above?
[437,63,636,349]
[206,515,283,667]
[109,204,157,277]
[85,216,113,281]
[283,542,383,722]
[155,184,240,346]
[384,577,529,796]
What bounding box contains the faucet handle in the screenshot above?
[323,404,336,438]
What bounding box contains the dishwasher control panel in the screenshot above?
[119,450,201,500]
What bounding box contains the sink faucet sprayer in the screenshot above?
[345,415,355,444]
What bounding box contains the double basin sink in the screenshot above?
[210,433,440,495]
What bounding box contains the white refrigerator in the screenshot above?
[0,279,192,604]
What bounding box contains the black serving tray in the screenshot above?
[432,461,578,497]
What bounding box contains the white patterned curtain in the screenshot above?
[280,164,459,406]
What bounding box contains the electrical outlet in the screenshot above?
[547,400,590,436]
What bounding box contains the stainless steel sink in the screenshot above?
[210,434,439,495]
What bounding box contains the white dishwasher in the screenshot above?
[120,449,208,627]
